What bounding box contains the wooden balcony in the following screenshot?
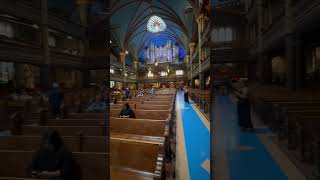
[0,37,85,68]
[0,0,85,38]
[50,49,84,68]
[211,48,250,64]
[0,37,43,65]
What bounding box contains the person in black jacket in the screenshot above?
[119,103,136,118]
[30,130,77,180]
[48,83,64,119]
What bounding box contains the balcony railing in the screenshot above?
[0,36,42,64]
[137,76,186,83]
[0,1,85,38]
[211,48,250,64]
[50,49,84,68]
[0,36,85,67]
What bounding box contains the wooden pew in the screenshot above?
[67,113,108,119]
[143,101,172,105]
[189,89,210,112]
[110,109,170,120]
[111,118,167,137]
[116,100,172,106]
[270,102,320,132]
[110,138,164,180]
[46,119,105,126]
[0,135,108,152]
[111,166,154,180]
[20,125,107,136]
[0,150,108,180]
[111,104,171,110]
[38,118,167,137]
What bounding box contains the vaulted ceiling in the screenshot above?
[110,0,201,60]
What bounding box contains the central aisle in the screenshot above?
[213,96,291,180]
[176,91,210,180]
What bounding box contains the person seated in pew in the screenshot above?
[137,89,144,97]
[150,86,155,96]
[86,94,107,112]
[119,103,136,118]
[48,83,64,119]
[30,130,78,180]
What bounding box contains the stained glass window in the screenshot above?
[147,15,166,33]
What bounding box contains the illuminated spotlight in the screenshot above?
[125,51,129,54]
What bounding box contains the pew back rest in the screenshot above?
[21,126,106,136]
[111,104,170,110]
[67,113,108,119]
[110,139,162,173]
[0,150,108,180]
[110,109,169,120]
[0,136,108,152]
[110,119,166,136]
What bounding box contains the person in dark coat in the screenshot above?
[184,87,189,103]
[48,83,64,119]
[30,130,77,180]
[119,103,136,118]
[124,88,130,99]
[234,81,253,131]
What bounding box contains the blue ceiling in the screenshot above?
[110,0,199,62]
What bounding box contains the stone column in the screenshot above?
[286,35,296,89]
[77,0,90,26]
[285,0,296,89]
[134,60,138,89]
[197,14,204,90]
[189,42,196,88]
[77,0,91,88]
[200,73,205,90]
[259,53,272,84]
[120,52,126,87]
[296,34,304,89]
[256,0,264,84]
[40,0,52,90]
[257,0,264,34]
[186,55,190,86]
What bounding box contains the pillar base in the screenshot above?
[81,68,90,88]
[40,65,53,91]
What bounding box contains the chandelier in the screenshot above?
[147,15,166,33]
